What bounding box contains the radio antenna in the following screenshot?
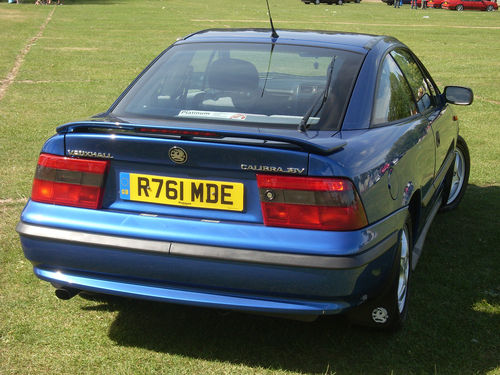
[265,0,279,39]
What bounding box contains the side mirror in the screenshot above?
[443,86,474,105]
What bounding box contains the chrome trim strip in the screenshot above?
[16,221,170,253]
[171,233,397,269]
[17,221,397,270]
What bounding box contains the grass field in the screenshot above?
[0,0,499,374]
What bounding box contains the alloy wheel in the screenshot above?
[446,148,466,205]
[397,226,410,313]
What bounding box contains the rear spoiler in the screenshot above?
[57,122,347,156]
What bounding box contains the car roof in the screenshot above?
[177,28,399,55]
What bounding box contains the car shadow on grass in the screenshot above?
[82,185,499,374]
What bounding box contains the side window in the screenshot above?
[372,54,417,126]
[391,49,436,112]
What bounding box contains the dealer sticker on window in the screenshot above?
[178,110,247,120]
[120,172,244,212]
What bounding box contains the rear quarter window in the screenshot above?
[372,54,418,126]
[390,49,436,112]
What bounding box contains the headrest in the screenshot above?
[207,58,259,92]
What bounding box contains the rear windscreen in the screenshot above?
[111,42,363,131]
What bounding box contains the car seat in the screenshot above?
[194,58,259,113]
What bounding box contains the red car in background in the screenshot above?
[442,0,498,10]
[428,0,445,7]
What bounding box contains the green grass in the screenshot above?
[0,0,499,374]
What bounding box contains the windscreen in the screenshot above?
[111,42,363,131]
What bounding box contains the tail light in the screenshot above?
[256,174,368,231]
[31,153,109,209]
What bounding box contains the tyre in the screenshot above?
[348,218,412,331]
[456,4,464,10]
[315,0,320,4]
[440,135,470,212]
[486,4,493,10]
[338,0,343,4]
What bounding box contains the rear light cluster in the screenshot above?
[256,174,368,231]
[31,153,109,209]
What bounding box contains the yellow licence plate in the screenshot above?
[119,172,244,212]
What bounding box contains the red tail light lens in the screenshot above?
[256,174,368,231]
[31,153,109,209]
[138,128,220,138]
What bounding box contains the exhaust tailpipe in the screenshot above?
[55,287,80,300]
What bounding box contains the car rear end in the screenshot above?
[19,129,398,315]
[17,30,403,319]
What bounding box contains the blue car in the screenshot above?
[17,29,472,330]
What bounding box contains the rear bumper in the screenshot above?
[17,221,397,270]
[33,267,350,315]
[17,201,406,316]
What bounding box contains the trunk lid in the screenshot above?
[61,121,345,224]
